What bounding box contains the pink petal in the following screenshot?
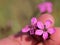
[43,32,48,40]
[45,2,52,13]
[37,21,44,29]
[45,20,52,28]
[47,6,52,13]
[31,17,37,25]
[35,30,43,35]
[37,4,46,13]
[22,25,30,32]
[48,28,55,34]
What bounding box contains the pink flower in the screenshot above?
[44,2,52,13]
[37,3,46,13]
[22,17,37,34]
[35,20,55,40]
[37,2,52,13]
[22,17,55,40]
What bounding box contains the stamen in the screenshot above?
[43,25,47,31]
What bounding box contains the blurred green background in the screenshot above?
[0,0,60,39]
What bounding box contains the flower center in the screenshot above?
[43,25,47,31]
